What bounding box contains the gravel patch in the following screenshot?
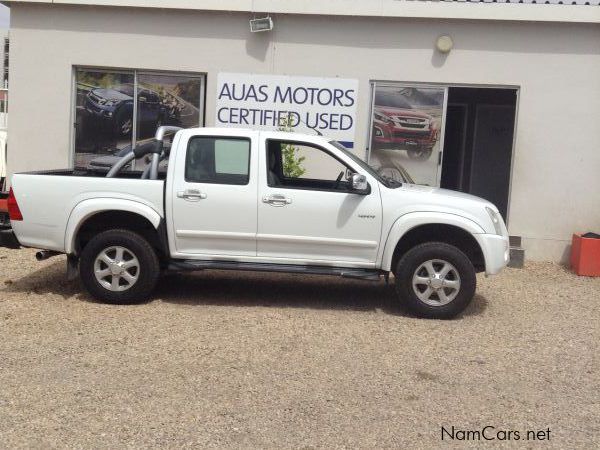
[0,248,598,448]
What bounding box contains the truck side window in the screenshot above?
[185,137,250,185]
[267,140,352,192]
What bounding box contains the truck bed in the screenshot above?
[10,169,165,252]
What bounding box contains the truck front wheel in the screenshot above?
[114,110,133,137]
[79,229,160,304]
[407,147,433,161]
[394,242,476,319]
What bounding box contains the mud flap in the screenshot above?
[66,254,79,281]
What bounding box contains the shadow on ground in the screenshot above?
[2,259,488,318]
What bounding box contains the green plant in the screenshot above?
[281,143,306,178]
[278,115,306,178]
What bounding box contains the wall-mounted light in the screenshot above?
[436,35,454,54]
[250,16,274,33]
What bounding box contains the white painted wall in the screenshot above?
[6,0,600,23]
[7,3,600,261]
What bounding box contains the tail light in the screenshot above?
[7,188,23,221]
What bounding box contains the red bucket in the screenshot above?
[571,233,600,277]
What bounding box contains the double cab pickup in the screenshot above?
[2,127,509,319]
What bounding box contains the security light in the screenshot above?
[250,17,273,33]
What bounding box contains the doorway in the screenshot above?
[441,87,517,220]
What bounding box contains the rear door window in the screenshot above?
[185,136,250,185]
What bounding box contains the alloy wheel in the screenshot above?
[412,259,461,306]
[94,246,140,292]
[120,118,133,135]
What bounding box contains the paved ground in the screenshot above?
[0,248,598,449]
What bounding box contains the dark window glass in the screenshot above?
[185,137,250,185]
[136,73,202,142]
[74,69,134,169]
[74,68,204,170]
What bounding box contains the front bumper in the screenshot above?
[85,107,115,122]
[84,98,118,121]
[474,234,510,276]
[373,125,435,148]
[0,228,21,249]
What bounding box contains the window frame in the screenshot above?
[265,138,363,194]
[184,135,252,186]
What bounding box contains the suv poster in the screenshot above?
[369,85,446,186]
[74,69,203,170]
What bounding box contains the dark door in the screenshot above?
[441,88,517,220]
[440,104,467,192]
[469,104,515,219]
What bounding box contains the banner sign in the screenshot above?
[215,73,358,148]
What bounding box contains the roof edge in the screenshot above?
[3,0,600,24]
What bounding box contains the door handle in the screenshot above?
[262,194,292,207]
[177,189,207,201]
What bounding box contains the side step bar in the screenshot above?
[168,259,383,281]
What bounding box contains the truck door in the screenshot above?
[257,136,382,265]
[167,131,258,257]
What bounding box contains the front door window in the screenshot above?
[266,140,353,192]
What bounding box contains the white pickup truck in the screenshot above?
[1,127,509,319]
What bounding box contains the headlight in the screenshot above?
[485,206,504,236]
[374,112,392,124]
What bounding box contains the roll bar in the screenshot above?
[105,152,136,178]
[106,126,183,179]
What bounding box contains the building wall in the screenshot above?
[8,3,600,261]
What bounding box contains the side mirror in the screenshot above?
[351,173,370,194]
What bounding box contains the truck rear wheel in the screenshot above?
[394,242,476,319]
[79,229,159,304]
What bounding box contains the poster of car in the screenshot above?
[74,69,203,170]
[368,84,446,186]
[136,73,202,141]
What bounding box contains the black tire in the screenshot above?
[407,147,433,161]
[394,242,476,319]
[79,229,159,304]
